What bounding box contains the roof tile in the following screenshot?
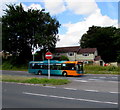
[55,46,97,54]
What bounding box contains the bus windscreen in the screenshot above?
[76,62,83,71]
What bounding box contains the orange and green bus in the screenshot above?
[28,60,84,76]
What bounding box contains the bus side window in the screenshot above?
[54,65,57,70]
[40,65,43,69]
[30,63,33,69]
[34,64,38,69]
[30,63,45,69]
[31,63,43,69]
[50,65,54,70]
[61,64,66,70]
[30,63,35,69]
[67,64,75,70]
[43,64,48,69]
[50,65,58,70]
[57,65,61,70]
[50,64,61,70]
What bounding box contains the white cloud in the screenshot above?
[1,0,118,48]
[44,0,66,15]
[1,1,43,16]
[56,9,117,47]
[95,0,119,2]
[65,0,98,15]
[18,3,42,11]
[85,9,118,27]
[43,0,99,16]
[28,3,42,10]
[0,0,17,16]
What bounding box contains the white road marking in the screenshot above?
[63,87,118,94]
[107,81,118,83]
[111,77,118,79]
[4,82,118,94]
[99,77,106,79]
[64,88,77,90]
[88,79,100,81]
[75,80,88,82]
[109,92,119,94]
[85,90,99,92]
[44,86,56,88]
[87,79,118,83]
[85,90,118,94]
[23,92,118,105]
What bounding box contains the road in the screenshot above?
[2,70,119,109]
[2,70,119,92]
[2,70,119,81]
[2,82,118,108]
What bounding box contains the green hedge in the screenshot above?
[2,61,28,71]
[84,65,120,74]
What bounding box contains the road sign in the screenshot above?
[45,52,53,79]
[45,52,53,59]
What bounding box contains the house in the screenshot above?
[0,51,12,59]
[54,46,103,65]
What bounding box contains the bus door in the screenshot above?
[76,62,83,74]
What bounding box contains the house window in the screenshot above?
[68,52,74,56]
[82,53,89,56]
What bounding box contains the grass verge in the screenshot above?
[84,65,120,75]
[1,75,70,85]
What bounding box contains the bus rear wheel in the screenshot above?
[62,71,67,76]
[37,71,42,75]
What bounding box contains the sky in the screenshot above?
[1,0,119,48]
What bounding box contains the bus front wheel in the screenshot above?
[62,71,67,76]
[37,71,42,75]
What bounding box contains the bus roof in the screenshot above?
[29,60,80,64]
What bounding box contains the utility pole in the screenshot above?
[32,28,35,61]
[75,52,76,61]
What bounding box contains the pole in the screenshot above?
[75,53,76,61]
[33,51,35,61]
[48,59,50,79]
[33,43,35,61]
[33,28,35,61]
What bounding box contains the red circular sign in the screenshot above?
[45,52,53,59]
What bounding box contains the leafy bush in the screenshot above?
[84,65,120,74]
[59,55,69,61]
[2,60,28,71]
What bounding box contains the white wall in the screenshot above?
[76,53,95,61]
[54,51,97,61]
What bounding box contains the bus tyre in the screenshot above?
[38,71,42,75]
[62,71,67,76]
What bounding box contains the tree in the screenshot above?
[117,53,120,63]
[114,28,120,62]
[2,4,60,64]
[80,26,120,63]
[0,17,2,51]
